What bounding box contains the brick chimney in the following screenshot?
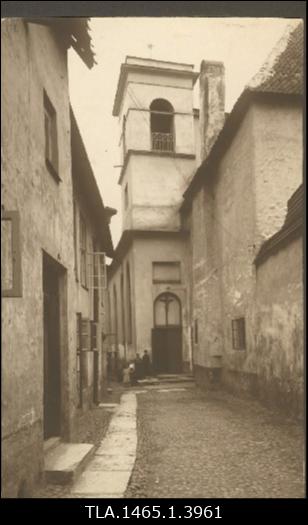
[199,61,225,161]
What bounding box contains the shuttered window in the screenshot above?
[44,90,59,181]
[1,211,22,297]
[80,214,87,287]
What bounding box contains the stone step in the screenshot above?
[43,436,61,454]
[44,442,95,485]
[157,375,194,383]
[137,375,194,386]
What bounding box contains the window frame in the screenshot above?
[126,262,133,344]
[44,90,60,182]
[1,210,22,297]
[194,319,198,344]
[79,213,88,289]
[231,317,246,350]
[150,98,175,153]
[154,292,182,328]
[152,261,181,284]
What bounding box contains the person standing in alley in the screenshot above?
[142,350,151,378]
[135,353,143,380]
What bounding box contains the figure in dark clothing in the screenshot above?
[135,353,143,380]
[107,352,112,380]
[142,350,151,377]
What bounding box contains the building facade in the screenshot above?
[1,19,113,497]
[182,23,304,416]
[108,57,199,374]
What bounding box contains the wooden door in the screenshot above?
[43,259,61,439]
[152,292,183,374]
[152,326,182,374]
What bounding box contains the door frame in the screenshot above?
[42,251,68,440]
[152,292,183,374]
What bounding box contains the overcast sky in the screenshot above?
[68,17,298,247]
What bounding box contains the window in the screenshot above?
[1,211,22,297]
[73,200,78,281]
[154,292,181,327]
[80,317,90,388]
[152,262,181,283]
[76,313,82,407]
[126,262,133,344]
[44,91,59,180]
[124,183,129,209]
[194,320,198,344]
[122,115,127,159]
[113,284,118,343]
[150,99,174,152]
[231,318,246,350]
[120,272,125,344]
[80,214,87,287]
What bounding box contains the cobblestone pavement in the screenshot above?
[125,386,305,498]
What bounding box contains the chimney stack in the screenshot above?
[199,60,225,161]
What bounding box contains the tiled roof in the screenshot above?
[255,184,303,265]
[27,17,96,68]
[249,22,303,96]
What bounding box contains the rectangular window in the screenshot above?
[73,200,79,281]
[76,312,82,407]
[80,214,87,288]
[81,318,90,350]
[231,318,246,350]
[194,319,198,344]
[152,261,181,283]
[1,211,22,297]
[80,317,90,388]
[44,91,59,181]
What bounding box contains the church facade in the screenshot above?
[108,57,200,373]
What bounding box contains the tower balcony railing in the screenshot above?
[151,132,174,152]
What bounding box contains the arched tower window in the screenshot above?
[150,99,174,152]
[154,292,181,327]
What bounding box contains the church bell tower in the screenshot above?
[112,56,199,232]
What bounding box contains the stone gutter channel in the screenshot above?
[70,392,137,498]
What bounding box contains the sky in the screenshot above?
[68,17,299,247]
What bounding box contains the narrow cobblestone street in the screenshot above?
[125,385,305,499]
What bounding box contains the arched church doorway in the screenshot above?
[152,292,182,374]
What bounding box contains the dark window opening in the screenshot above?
[120,272,125,344]
[113,284,118,344]
[73,200,78,281]
[76,312,82,407]
[194,319,198,344]
[150,98,174,152]
[126,262,133,344]
[91,320,97,350]
[232,318,246,350]
[79,214,87,288]
[44,91,59,181]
